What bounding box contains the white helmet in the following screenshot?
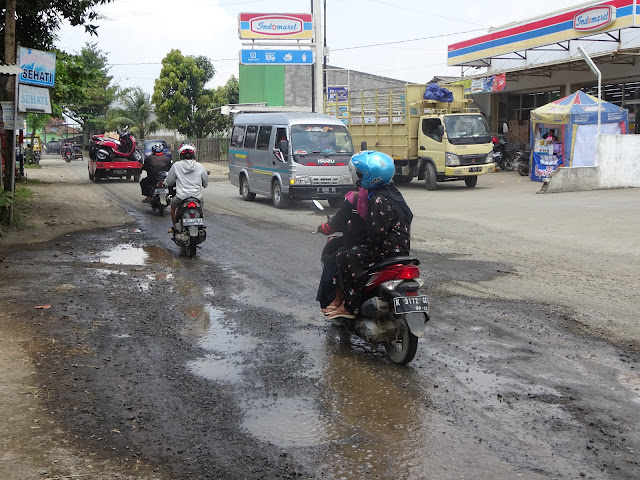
[178,143,196,160]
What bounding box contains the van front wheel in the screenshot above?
[464,176,478,188]
[272,181,290,209]
[241,175,256,201]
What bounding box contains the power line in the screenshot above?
[332,29,486,52]
[108,58,237,66]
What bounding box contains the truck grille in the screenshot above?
[312,176,341,185]
[458,154,487,166]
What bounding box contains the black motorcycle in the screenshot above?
[171,197,206,258]
[492,136,514,171]
[514,150,531,177]
[149,171,170,216]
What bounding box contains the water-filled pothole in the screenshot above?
[186,305,259,383]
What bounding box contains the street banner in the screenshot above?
[492,73,506,91]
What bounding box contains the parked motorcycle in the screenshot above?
[492,136,514,171]
[149,171,170,216]
[514,149,531,177]
[89,128,143,163]
[314,200,429,365]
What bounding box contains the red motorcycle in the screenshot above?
[88,130,143,182]
[90,130,143,163]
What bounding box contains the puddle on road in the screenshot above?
[186,305,259,383]
[242,397,328,448]
[98,244,179,267]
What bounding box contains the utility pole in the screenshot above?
[313,0,323,113]
[3,0,17,225]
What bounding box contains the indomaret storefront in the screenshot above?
[447,0,640,149]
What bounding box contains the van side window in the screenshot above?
[422,118,442,142]
[256,126,272,150]
[231,125,245,147]
[244,126,258,149]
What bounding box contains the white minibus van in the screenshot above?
[228,112,355,208]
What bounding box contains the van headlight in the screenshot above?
[486,153,494,163]
[339,174,353,185]
[445,153,460,166]
[291,175,311,185]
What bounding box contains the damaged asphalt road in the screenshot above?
[1,207,639,479]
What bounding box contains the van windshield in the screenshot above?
[444,114,491,145]
[291,124,354,156]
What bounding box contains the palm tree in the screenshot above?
[105,87,159,139]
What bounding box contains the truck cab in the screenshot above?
[419,111,494,189]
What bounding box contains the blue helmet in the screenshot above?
[349,150,395,189]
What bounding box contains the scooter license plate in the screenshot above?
[154,188,169,195]
[393,296,429,314]
[182,217,203,226]
[113,169,127,175]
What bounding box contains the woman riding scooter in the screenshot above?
[326,151,414,320]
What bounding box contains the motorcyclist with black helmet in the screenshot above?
[140,142,172,203]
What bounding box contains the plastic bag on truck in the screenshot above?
[423,84,454,103]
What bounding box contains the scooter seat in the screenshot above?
[371,256,420,271]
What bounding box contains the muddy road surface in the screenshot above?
[1,157,639,479]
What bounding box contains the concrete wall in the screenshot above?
[542,134,640,193]
[598,135,640,188]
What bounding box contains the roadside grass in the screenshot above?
[24,164,42,170]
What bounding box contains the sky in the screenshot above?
[55,0,587,95]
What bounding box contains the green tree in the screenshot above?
[51,43,118,138]
[210,75,239,133]
[0,0,114,59]
[152,49,217,138]
[105,87,159,140]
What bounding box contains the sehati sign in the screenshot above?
[18,47,56,88]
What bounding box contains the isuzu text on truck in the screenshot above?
[326,83,495,190]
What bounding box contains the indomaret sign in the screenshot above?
[238,13,313,39]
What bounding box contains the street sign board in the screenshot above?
[240,49,314,65]
[18,47,56,88]
[239,13,313,39]
[18,84,52,114]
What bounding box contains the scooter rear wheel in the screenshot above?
[384,315,418,365]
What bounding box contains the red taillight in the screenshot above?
[397,265,420,279]
[186,202,197,208]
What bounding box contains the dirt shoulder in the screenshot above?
[0,157,229,479]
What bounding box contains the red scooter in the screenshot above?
[314,200,430,365]
[90,129,143,163]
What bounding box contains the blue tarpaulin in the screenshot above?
[423,84,453,103]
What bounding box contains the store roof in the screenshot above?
[0,62,22,76]
[448,0,639,69]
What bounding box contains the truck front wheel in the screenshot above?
[465,176,478,188]
[424,163,437,191]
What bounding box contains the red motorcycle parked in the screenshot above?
[90,130,143,163]
[88,130,143,182]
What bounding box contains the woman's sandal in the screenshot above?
[327,310,356,320]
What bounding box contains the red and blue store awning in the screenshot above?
[448,0,639,66]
